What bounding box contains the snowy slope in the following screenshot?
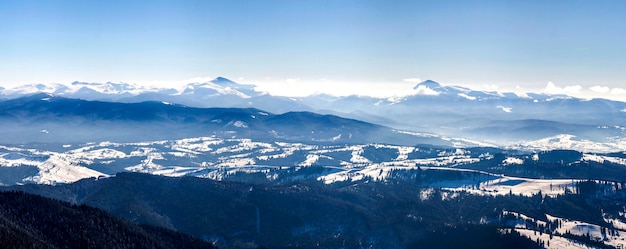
[2,136,626,187]
[504,211,626,249]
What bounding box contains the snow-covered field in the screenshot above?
[504,211,626,249]
[510,134,626,153]
[1,136,625,195]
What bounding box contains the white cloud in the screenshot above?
[588,86,626,95]
[509,86,531,98]
[483,84,499,91]
[128,76,217,87]
[564,85,582,93]
[403,78,422,83]
[252,78,418,97]
[515,92,531,98]
[413,85,440,96]
[184,76,217,83]
[458,93,476,100]
[590,86,610,93]
[496,105,512,113]
[611,88,626,95]
[544,82,559,93]
[544,81,582,94]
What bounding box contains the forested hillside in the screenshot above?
[0,191,215,249]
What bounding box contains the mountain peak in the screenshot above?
[212,77,236,85]
[413,80,441,89]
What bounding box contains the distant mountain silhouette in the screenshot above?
[0,94,450,145]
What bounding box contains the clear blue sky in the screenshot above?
[2,0,626,98]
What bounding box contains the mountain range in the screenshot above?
[2,77,626,248]
[2,77,625,147]
[0,93,463,146]
[0,77,309,114]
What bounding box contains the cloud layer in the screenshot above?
[541,81,626,101]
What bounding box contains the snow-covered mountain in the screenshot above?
[0,94,477,147]
[313,79,626,127]
[295,80,626,147]
[2,77,626,148]
[0,77,310,114]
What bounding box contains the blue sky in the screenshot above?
[2,1,626,99]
